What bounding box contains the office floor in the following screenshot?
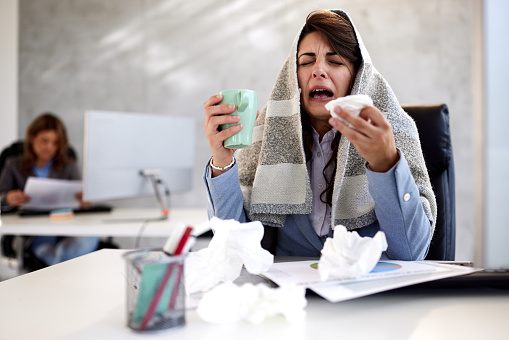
[0,257,20,281]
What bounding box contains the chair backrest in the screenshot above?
[0,141,24,176]
[402,104,456,261]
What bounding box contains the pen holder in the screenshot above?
[124,249,186,333]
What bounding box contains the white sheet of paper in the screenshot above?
[262,260,478,303]
[309,264,477,303]
[22,177,82,210]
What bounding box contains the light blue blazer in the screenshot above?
[203,152,431,260]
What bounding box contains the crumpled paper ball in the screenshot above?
[325,94,373,127]
[197,282,307,324]
[185,217,274,294]
[318,225,388,281]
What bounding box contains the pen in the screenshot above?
[173,226,193,256]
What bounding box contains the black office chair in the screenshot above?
[402,104,455,261]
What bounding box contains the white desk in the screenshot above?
[0,249,507,340]
[0,208,209,237]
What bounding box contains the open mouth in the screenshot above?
[310,88,333,99]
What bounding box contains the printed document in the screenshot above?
[262,260,478,302]
[22,177,82,210]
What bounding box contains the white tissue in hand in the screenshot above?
[318,225,387,281]
[197,282,307,324]
[185,217,274,294]
[325,94,373,126]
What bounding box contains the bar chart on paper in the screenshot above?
[309,261,403,273]
[369,262,402,273]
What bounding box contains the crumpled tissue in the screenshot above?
[325,94,373,127]
[318,225,388,281]
[197,282,307,324]
[185,217,274,294]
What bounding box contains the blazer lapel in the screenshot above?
[289,214,325,253]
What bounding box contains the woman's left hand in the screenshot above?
[329,105,399,173]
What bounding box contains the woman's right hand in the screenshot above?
[5,190,30,207]
[203,94,242,177]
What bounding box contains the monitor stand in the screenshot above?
[104,169,170,223]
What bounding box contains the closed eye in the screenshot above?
[328,56,344,66]
[297,52,317,66]
[298,61,313,66]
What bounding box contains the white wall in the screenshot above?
[0,0,18,147]
[485,0,509,267]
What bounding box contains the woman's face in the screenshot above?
[32,129,59,163]
[297,31,355,123]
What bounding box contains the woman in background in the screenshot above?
[0,113,98,266]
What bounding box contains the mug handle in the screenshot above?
[237,90,249,112]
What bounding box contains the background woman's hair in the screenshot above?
[299,10,362,206]
[20,113,70,175]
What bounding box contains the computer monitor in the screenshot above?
[82,110,195,212]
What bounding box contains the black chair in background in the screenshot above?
[402,104,456,261]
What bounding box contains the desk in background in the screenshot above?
[0,208,209,274]
[0,208,209,238]
[0,249,507,340]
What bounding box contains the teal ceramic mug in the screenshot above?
[219,89,258,149]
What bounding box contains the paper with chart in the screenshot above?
[22,177,82,210]
[262,260,478,303]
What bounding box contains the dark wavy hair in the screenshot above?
[20,113,70,175]
[298,10,362,206]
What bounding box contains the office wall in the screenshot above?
[0,0,18,149]
[17,0,476,260]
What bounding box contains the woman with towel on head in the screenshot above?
[203,9,436,259]
[0,113,99,267]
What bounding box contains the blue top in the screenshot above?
[33,159,53,178]
[203,151,431,260]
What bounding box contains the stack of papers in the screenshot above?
[262,260,478,303]
[22,177,82,210]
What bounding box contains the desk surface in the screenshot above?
[0,208,209,237]
[0,249,507,340]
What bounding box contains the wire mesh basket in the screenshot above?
[124,249,186,333]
